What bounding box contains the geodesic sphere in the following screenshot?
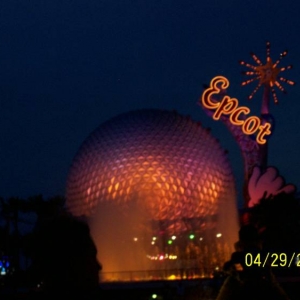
[66,109,236,229]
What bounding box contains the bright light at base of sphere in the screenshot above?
[66,109,239,280]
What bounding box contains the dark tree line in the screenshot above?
[0,195,66,279]
[247,193,300,252]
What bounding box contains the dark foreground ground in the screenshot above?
[1,277,300,300]
[100,278,220,300]
[99,277,300,300]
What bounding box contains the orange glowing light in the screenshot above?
[240,41,295,103]
[201,76,272,144]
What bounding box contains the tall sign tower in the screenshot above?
[200,42,296,208]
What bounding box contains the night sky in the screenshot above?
[1,0,300,208]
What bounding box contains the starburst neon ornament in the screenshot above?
[240,41,295,104]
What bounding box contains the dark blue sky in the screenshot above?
[1,0,300,207]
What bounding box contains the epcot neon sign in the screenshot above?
[201,76,272,145]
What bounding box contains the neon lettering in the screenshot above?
[202,76,229,110]
[230,107,250,125]
[213,96,238,120]
[257,123,272,144]
[242,117,260,135]
[201,76,272,144]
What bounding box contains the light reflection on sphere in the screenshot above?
[66,109,237,233]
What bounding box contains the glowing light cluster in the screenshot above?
[0,257,11,276]
[240,41,295,104]
[147,254,178,260]
[66,109,236,234]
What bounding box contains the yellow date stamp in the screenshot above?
[245,253,300,268]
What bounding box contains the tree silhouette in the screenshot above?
[248,193,300,253]
[0,195,67,280]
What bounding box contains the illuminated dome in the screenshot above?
[66,109,238,279]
